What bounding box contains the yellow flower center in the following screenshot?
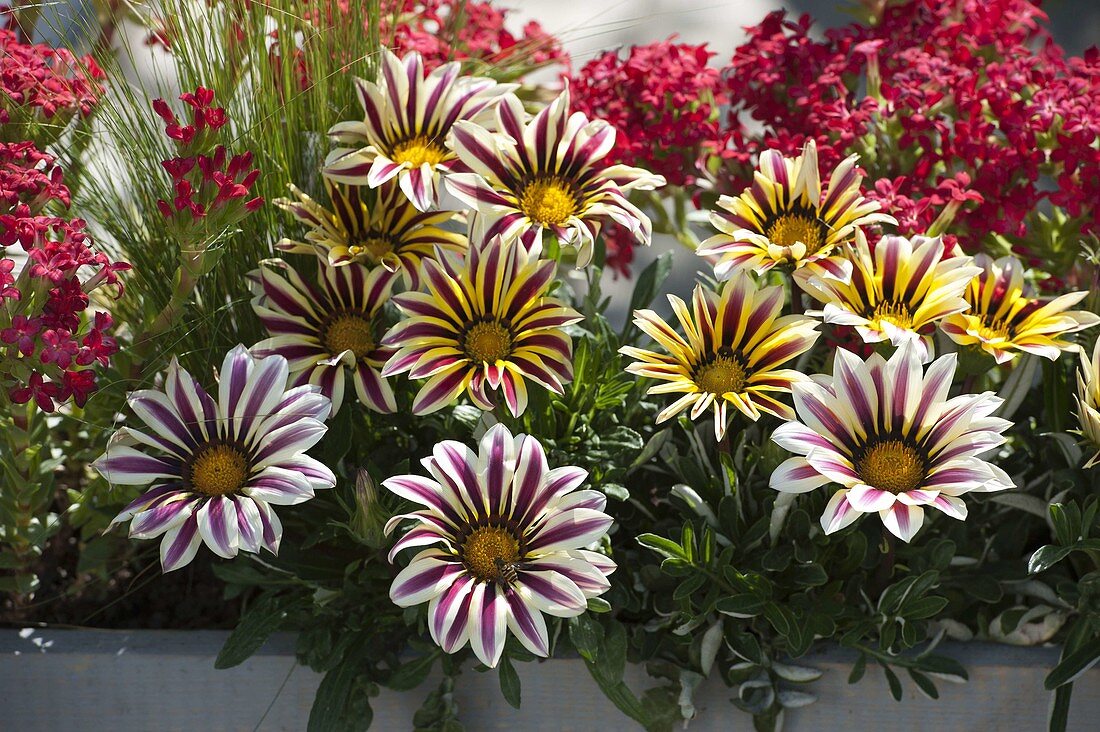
[976,317,1011,343]
[391,136,448,168]
[188,444,249,497]
[461,526,521,582]
[695,355,748,396]
[519,177,579,226]
[463,320,513,364]
[766,212,826,255]
[871,301,914,330]
[856,439,926,495]
[323,312,375,359]
[349,235,394,263]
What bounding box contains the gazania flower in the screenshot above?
[940,254,1100,364]
[1075,338,1100,468]
[324,48,516,211]
[619,274,820,440]
[381,236,581,417]
[697,140,894,281]
[769,344,1013,542]
[249,260,397,416]
[274,179,466,289]
[445,89,666,268]
[795,234,980,362]
[92,346,335,571]
[385,423,616,668]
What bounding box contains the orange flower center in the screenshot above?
[463,320,513,364]
[391,136,448,168]
[519,176,579,226]
[323,312,375,359]
[695,355,747,395]
[856,439,926,495]
[188,444,249,496]
[462,526,521,582]
[766,212,826,255]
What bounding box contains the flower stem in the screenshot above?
[875,527,896,595]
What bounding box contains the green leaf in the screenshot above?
[587,597,612,613]
[788,563,828,587]
[308,642,370,732]
[498,656,522,709]
[215,593,300,669]
[882,664,903,701]
[772,662,822,683]
[627,251,674,316]
[920,654,969,684]
[387,651,438,691]
[1049,684,1073,732]
[908,669,939,699]
[1029,544,1076,574]
[716,594,766,618]
[848,653,867,684]
[1045,636,1100,689]
[901,595,948,620]
[637,533,688,561]
[569,614,604,663]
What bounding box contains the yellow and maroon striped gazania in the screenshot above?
[794,233,981,362]
[274,178,466,290]
[940,253,1100,364]
[324,48,516,212]
[619,273,820,440]
[249,260,398,416]
[697,140,894,282]
[445,89,665,268]
[381,235,581,417]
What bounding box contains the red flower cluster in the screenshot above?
[718,0,1100,254]
[0,28,104,135]
[569,39,723,188]
[153,88,263,231]
[389,0,566,72]
[0,142,128,411]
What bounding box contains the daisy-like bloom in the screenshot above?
[1074,338,1100,468]
[697,140,895,282]
[385,423,616,668]
[794,233,981,362]
[274,179,466,289]
[249,260,397,416]
[381,235,581,417]
[324,48,516,211]
[769,344,1013,542]
[445,89,666,268]
[619,273,820,440]
[940,254,1100,364]
[92,346,335,571]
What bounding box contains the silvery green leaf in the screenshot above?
[777,690,817,708]
[771,662,822,683]
[700,621,723,676]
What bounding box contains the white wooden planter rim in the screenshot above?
[1,629,1097,731]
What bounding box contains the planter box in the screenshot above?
[1,629,1098,730]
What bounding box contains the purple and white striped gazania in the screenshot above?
[445,89,666,268]
[92,346,335,571]
[250,259,398,416]
[769,343,1013,542]
[385,424,616,668]
[324,48,516,211]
